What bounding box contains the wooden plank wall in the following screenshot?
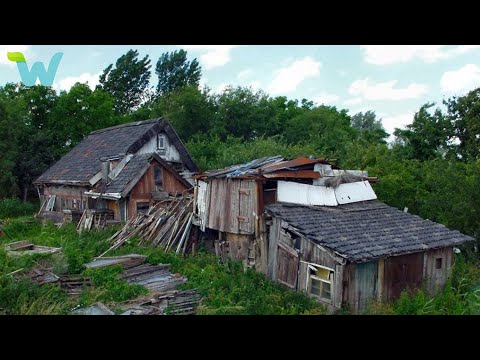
[43,185,89,212]
[128,160,189,219]
[423,247,453,295]
[206,179,257,235]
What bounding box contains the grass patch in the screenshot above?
[0,198,37,219]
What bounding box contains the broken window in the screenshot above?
[307,263,334,303]
[136,202,150,215]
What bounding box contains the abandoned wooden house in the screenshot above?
[35,118,197,222]
[193,155,475,312]
[193,155,377,271]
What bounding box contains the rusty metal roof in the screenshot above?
[198,155,337,180]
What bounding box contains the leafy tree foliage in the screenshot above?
[98,49,151,114]
[155,49,201,96]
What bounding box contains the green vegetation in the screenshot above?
[0,218,327,315]
[0,198,37,219]
[1,47,480,315]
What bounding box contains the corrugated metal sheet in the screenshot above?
[277,181,338,206]
[206,179,257,234]
[334,180,377,204]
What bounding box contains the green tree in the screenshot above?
[394,103,451,161]
[98,49,152,114]
[155,49,201,96]
[48,83,117,156]
[351,110,389,144]
[150,85,216,141]
[444,88,480,161]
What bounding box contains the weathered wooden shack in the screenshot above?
[193,156,375,272]
[35,118,197,222]
[265,201,475,313]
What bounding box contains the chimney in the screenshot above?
[100,157,110,182]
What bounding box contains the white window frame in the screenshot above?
[157,134,165,150]
[305,262,334,304]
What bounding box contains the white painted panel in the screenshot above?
[196,180,208,231]
[334,180,377,204]
[277,181,337,206]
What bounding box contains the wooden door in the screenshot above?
[385,253,424,300]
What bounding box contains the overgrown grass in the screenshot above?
[5,216,477,315]
[0,198,37,219]
[0,217,327,315]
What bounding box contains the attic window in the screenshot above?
[157,134,165,150]
[307,263,334,304]
[435,258,442,270]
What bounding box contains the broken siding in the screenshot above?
[297,235,344,309]
[206,179,257,235]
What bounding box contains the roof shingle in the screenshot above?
[266,200,475,263]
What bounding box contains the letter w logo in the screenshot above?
[8,52,63,86]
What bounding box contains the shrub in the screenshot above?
[0,198,37,219]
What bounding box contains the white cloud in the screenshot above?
[440,64,480,94]
[267,56,321,95]
[178,45,240,69]
[53,72,101,92]
[215,83,230,93]
[0,45,31,66]
[382,112,415,141]
[348,78,428,101]
[249,80,261,91]
[313,93,339,105]
[237,68,253,79]
[343,97,362,106]
[360,45,480,65]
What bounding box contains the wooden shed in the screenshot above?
[265,201,475,313]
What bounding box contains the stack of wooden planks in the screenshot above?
[99,195,195,257]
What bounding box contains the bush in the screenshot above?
[0,198,37,219]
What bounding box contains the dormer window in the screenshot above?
[157,134,165,150]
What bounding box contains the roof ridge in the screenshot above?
[90,118,164,135]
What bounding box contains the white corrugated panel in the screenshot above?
[277,181,337,206]
[334,180,377,204]
[197,180,208,231]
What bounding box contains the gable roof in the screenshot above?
[266,200,475,263]
[35,118,198,185]
[104,153,191,196]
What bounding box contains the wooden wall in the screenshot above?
[127,159,189,219]
[42,185,89,212]
[206,179,258,235]
[343,261,378,314]
[267,217,344,310]
[423,247,453,295]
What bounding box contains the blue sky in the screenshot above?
[2,45,480,138]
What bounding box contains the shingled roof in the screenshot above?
[104,153,191,196]
[35,118,198,185]
[266,201,475,263]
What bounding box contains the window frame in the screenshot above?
[157,134,166,150]
[305,262,334,304]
